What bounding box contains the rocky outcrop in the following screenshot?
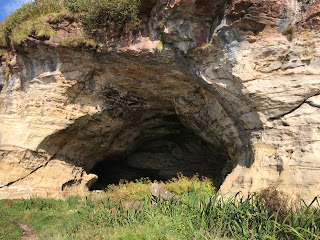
[0,0,319,201]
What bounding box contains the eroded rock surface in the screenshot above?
[0,0,319,201]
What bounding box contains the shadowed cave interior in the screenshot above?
[89,116,230,190]
[39,95,231,191]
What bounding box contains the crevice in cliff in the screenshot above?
[268,92,320,121]
[307,97,320,108]
[0,160,51,189]
[307,102,320,109]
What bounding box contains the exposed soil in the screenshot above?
[17,222,37,240]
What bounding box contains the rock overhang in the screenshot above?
[0,0,319,201]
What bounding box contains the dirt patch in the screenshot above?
[17,222,37,240]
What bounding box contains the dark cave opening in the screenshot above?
[38,108,232,191]
[89,123,229,190]
[90,158,165,190]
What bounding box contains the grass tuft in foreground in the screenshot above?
[0,175,319,240]
[0,216,21,240]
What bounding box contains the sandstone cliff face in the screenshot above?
[0,0,319,201]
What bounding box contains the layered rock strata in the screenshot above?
[0,0,319,201]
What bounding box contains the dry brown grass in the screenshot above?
[282,25,296,41]
[259,186,290,221]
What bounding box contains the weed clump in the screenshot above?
[162,173,215,197]
[259,186,290,222]
[3,68,10,80]
[282,25,296,41]
[106,177,152,201]
[156,40,163,52]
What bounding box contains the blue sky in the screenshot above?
[0,0,33,22]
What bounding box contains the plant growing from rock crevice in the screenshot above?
[282,25,296,41]
[156,40,163,52]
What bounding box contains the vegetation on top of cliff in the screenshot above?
[0,0,141,48]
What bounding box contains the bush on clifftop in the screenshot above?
[0,0,141,47]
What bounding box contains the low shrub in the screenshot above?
[259,186,290,222]
[106,177,152,201]
[66,0,141,32]
[162,173,215,197]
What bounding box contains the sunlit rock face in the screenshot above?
[0,0,319,201]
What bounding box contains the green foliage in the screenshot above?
[162,173,215,198]
[0,0,64,46]
[106,178,152,201]
[156,40,163,52]
[0,0,141,47]
[65,0,141,32]
[60,36,97,48]
[0,177,319,240]
[10,17,57,46]
[11,198,66,211]
[200,43,212,50]
[3,68,10,80]
[105,174,215,201]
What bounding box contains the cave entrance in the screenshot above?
[89,116,229,190]
[90,158,164,190]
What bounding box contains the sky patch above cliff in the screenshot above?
[0,0,33,22]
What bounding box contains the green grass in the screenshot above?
[0,175,319,240]
[0,0,141,48]
[60,37,97,48]
[3,68,10,80]
[105,174,215,201]
[0,216,21,240]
